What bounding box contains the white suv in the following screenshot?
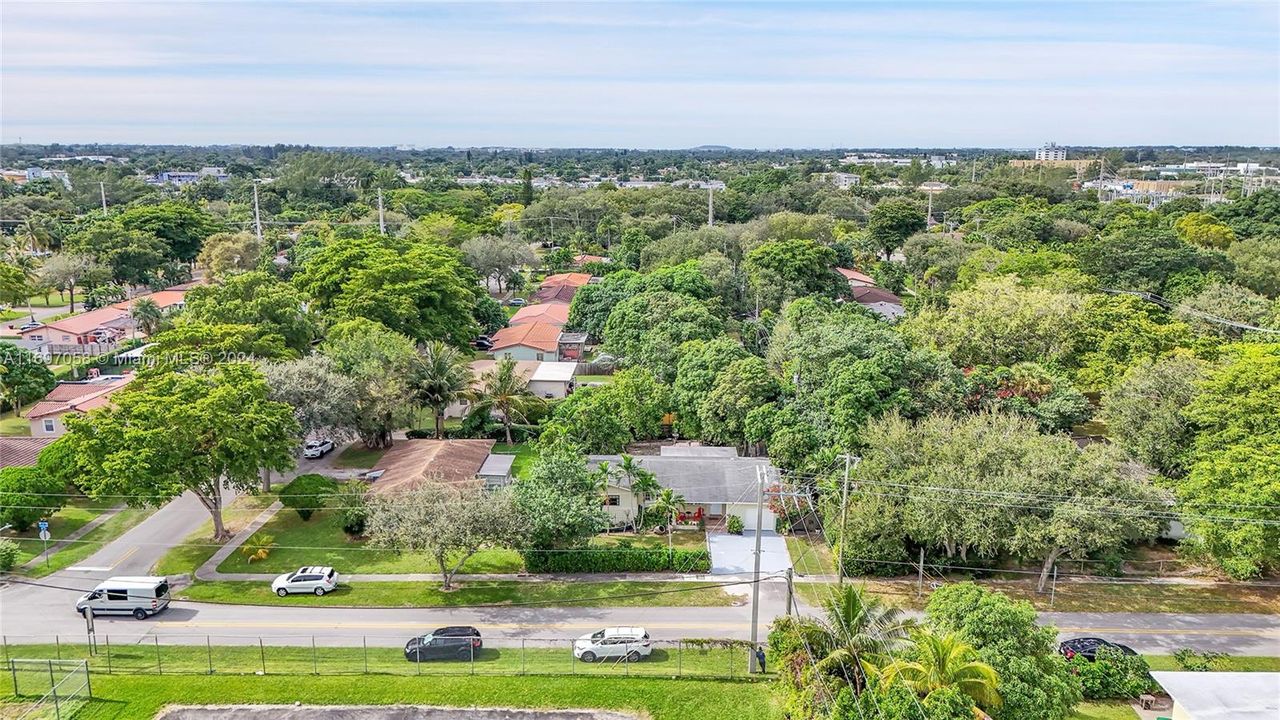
[272,566,339,596]
[573,627,652,662]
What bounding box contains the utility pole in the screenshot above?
[835,454,860,584]
[916,547,925,598]
[784,567,794,616]
[970,158,977,183]
[706,186,714,227]
[99,182,108,215]
[252,181,264,245]
[377,188,386,234]
[748,464,766,673]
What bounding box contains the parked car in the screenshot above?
[271,566,340,596]
[303,439,335,458]
[17,321,40,332]
[506,297,527,307]
[573,627,652,663]
[471,337,494,351]
[1058,637,1137,661]
[75,576,171,619]
[404,626,483,662]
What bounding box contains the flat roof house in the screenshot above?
[1149,671,1279,720]
[447,360,577,418]
[27,374,133,437]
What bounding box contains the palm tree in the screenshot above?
[646,487,685,548]
[618,454,660,529]
[130,297,162,336]
[882,629,1001,712]
[794,584,916,695]
[471,357,543,445]
[412,341,473,439]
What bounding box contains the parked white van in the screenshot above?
[75,577,171,619]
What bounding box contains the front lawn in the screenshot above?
[177,579,738,608]
[331,443,387,469]
[574,374,614,383]
[785,533,835,576]
[1,673,777,720]
[0,410,30,436]
[593,529,706,551]
[1069,702,1138,720]
[5,497,118,567]
[216,507,523,575]
[151,494,280,576]
[1145,654,1280,672]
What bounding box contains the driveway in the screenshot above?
[707,531,792,575]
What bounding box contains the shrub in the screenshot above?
[521,547,711,573]
[278,474,337,521]
[0,538,19,571]
[405,428,434,439]
[333,480,371,536]
[727,515,745,535]
[1070,647,1155,699]
[1172,647,1227,672]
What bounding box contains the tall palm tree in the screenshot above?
[795,584,916,695]
[646,487,685,548]
[882,629,1001,711]
[412,340,473,439]
[618,454,660,529]
[130,297,162,336]
[471,357,543,445]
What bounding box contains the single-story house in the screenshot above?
[573,254,608,266]
[365,439,498,495]
[533,284,580,304]
[539,272,592,289]
[851,286,905,320]
[588,446,778,532]
[835,267,877,288]
[109,289,188,314]
[447,360,578,418]
[20,288,188,356]
[27,374,133,437]
[509,303,570,327]
[0,437,55,469]
[1149,671,1279,720]
[491,322,564,361]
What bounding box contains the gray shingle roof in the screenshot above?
[587,453,774,504]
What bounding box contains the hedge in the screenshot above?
[521,547,711,574]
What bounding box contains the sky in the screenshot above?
[2,1,1278,149]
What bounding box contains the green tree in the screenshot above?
[513,436,609,548]
[646,487,686,549]
[184,272,316,355]
[1174,212,1235,249]
[64,218,168,287]
[411,340,474,439]
[743,238,844,309]
[38,253,110,311]
[198,231,264,276]
[1100,356,1204,477]
[117,201,222,262]
[698,356,780,448]
[0,465,66,532]
[321,318,419,449]
[0,342,55,417]
[672,337,751,438]
[601,291,722,382]
[130,297,163,336]
[867,199,926,261]
[261,355,361,445]
[52,363,299,540]
[0,263,29,308]
[1226,236,1280,297]
[278,473,337,521]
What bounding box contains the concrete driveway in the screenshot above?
[707,531,792,575]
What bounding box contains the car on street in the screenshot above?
[1058,637,1137,661]
[271,566,340,596]
[506,297,527,307]
[303,439,335,458]
[404,626,483,662]
[573,626,652,663]
[17,321,41,332]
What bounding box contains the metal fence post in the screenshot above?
[259,638,266,675]
[206,636,214,675]
[83,660,92,699]
[311,636,318,675]
[10,659,17,696]
[362,636,368,675]
[469,641,475,676]
[2,635,8,663]
[55,635,61,661]
[154,635,162,675]
[728,644,734,679]
[104,635,112,675]
[520,640,526,675]
[677,640,682,678]
[48,660,60,720]
[569,639,575,675]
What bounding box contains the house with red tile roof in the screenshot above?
[533,284,580,304]
[490,322,564,361]
[19,288,188,356]
[27,374,133,437]
[835,267,878,288]
[509,303,570,327]
[0,437,55,469]
[539,272,592,288]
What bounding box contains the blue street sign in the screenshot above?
[37,520,49,531]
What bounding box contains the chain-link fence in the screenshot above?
[1,634,766,681]
[6,659,91,720]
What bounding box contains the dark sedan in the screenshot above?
[1058,637,1137,661]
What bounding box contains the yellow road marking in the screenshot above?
[157,620,750,631]
[108,546,138,570]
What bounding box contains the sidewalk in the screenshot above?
[18,504,124,570]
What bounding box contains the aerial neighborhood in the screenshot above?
[0,2,1278,720]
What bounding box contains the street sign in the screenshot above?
[38,530,51,541]
[37,520,49,531]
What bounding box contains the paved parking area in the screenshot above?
[707,531,792,575]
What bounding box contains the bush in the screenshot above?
[278,474,337,521]
[521,547,711,573]
[1172,647,1227,672]
[0,538,19,571]
[0,466,66,532]
[333,480,370,536]
[727,515,745,535]
[1070,647,1155,699]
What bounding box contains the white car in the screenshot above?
[303,439,334,459]
[272,566,339,596]
[573,627,652,663]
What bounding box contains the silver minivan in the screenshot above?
[75,576,171,619]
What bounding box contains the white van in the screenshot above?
[75,576,171,619]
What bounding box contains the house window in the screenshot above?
[61,335,70,342]
[604,495,620,506]
[42,419,55,432]
[536,352,545,361]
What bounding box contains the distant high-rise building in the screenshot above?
[1036,142,1067,161]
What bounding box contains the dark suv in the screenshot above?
[404,626,483,662]
[1058,637,1136,661]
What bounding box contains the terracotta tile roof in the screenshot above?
[573,254,606,265]
[28,306,131,337]
[0,437,54,468]
[851,286,903,305]
[533,284,578,304]
[367,439,496,494]
[539,272,592,288]
[27,375,133,419]
[490,322,562,352]
[509,303,569,327]
[111,289,187,311]
[836,267,878,286]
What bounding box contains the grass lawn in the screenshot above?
[25,291,76,308]
[593,529,706,551]
[0,309,25,322]
[1145,655,1280,672]
[216,507,524,575]
[4,497,117,566]
[0,410,30,436]
[1,674,778,720]
[177,579,738,608]
[152,494,279,576]
[22,507,154,578]
[1069,701,1138,720]
[793,578,1280,614]
[332,444,387,469]
[574,374,614,383]
[492,442,535,479]
[785,533,835,576]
